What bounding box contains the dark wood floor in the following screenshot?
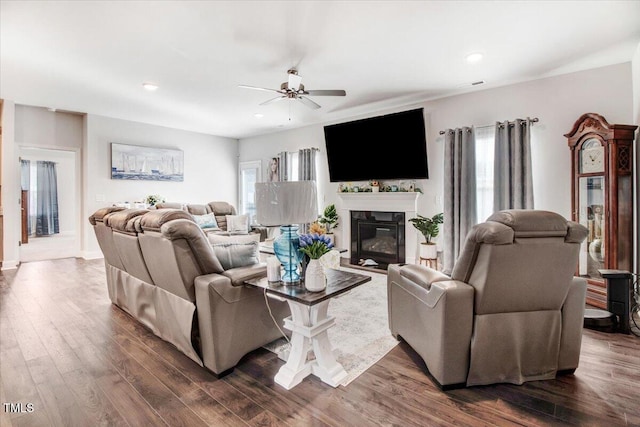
[1,258,638,426]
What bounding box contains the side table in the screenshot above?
[245,268,371,389]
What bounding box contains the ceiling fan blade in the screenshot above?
[304,89,347,96]
[259,96,286,106]
[238,85,281,93]
[297,96,321,109]
[288,73,303,91]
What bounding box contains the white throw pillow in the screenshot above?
[226,214,249,234]
[208,233,260,245]
[211,241,260,270]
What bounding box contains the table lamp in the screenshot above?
[255,181,318,284]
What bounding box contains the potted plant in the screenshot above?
[318,204,339,233]
[299,233,334,292]
[145,194,165,207]
[409,212,443,260]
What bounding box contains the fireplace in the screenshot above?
[351,211,405,268]
[337,192,420,265]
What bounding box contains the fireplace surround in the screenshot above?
[337,192,420,266]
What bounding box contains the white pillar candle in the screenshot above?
[267,256,282,282]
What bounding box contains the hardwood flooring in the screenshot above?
[1,258,638,426]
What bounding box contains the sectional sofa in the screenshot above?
[89,206,289,376]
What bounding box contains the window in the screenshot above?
[238,161,261,224]
[475,125,495,222]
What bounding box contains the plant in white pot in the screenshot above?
[409,213,444,260]
[318,204,339,245]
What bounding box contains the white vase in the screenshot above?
[305,259,327,292]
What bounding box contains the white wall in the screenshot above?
[239,63,634,255]
[82,114,239,257]
[1,100,18,269]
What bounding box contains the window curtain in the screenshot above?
[277,151,289,182]
[298,148,318,233]
[443,127,477,275]
[36,161,59,236]
[493,118,534,211]
[298,148,317,181]
[21,160,31,233]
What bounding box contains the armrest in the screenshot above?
[398,263,450,290]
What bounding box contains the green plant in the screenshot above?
[318,204,339,232]
[409,213,443,244]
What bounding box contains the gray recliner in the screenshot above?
[387,209,588,388]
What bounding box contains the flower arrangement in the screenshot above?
[299,233,334,259]
[309,221,327,235]
[145,194,165,206]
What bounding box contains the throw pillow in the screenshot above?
[212,241,259,270]
[226,214,249,234]
[192,213,219,230]
[208,233,260,245]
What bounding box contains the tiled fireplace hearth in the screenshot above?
[337,192,420,266]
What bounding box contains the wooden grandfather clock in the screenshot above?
[565,113,637,309]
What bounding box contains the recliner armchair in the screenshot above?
[387,210,588,388]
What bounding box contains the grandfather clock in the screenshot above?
[565,113,637,309]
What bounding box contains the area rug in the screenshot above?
[263,267,398,386]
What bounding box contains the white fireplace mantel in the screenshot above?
[336,192,421,264]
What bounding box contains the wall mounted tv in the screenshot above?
[324,108,429,182]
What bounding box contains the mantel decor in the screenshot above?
[111,143,184,181]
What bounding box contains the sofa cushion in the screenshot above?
[192,212,220,230]
[212,241,260,270]
[226,214,250,234]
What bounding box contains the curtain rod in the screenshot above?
[439,117,539,135]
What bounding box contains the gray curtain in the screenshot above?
[443,127,476,275]
[298,148,317,181]
[277,151,289,181]
[298,148,318,233]
[493,118,534,211]
[36,161,59,236]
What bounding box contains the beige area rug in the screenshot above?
[263,267,398,386]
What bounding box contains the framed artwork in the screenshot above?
[111,143,184,181]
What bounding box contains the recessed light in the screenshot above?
[466,53,483,64]
[142,82,159,91]
[254,113,264,118]
[47,107,57,112]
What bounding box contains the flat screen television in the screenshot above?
[324,108,428,182]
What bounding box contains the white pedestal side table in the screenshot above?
[245,268,372,389]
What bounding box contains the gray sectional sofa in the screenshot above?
[89,206,289,376]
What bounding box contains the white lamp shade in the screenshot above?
[255,181,318,226]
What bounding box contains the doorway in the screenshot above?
[19,147,79,262]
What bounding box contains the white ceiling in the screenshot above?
[1,1,639,139]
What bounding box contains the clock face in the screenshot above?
[580,142,604,174]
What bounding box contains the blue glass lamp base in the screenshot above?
[273,225,303,284]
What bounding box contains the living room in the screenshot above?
[1,1,640,426]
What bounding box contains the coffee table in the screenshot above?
[245,268,372,389]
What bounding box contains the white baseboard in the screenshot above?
[81,251,104,260]
[1,260,19,270]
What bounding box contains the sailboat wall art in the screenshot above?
[111,143,184,182]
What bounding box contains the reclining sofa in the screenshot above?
[155,200,267,240]
[89,206,289,376]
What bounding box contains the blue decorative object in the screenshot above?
[273,225,304,283]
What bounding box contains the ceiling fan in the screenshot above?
[239,68,346,109]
